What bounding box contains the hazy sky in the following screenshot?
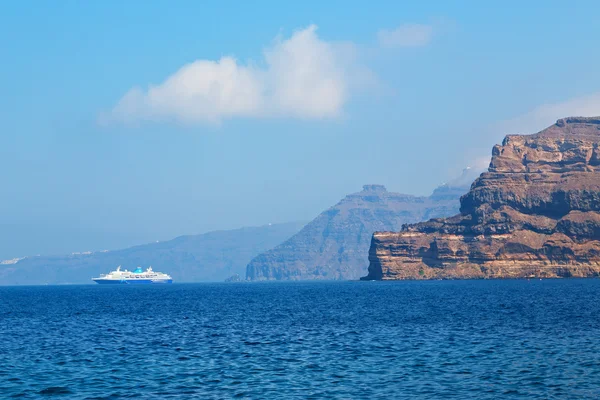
[2,0,600,259]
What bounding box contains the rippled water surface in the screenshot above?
[2,280,600,399]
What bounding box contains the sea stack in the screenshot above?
[362,117,600,280]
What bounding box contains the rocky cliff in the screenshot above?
[363,117,600,280]
[246,180,473,281]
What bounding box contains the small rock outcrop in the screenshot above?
[224,273,243,282]
[246,181,472,281]
[363,117,600,280]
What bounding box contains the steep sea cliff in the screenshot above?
[363,117,600,280]
[246,181,472,281]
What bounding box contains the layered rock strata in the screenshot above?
[363,117,600,280]
[246,181,472,281]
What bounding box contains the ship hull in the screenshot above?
[93,279,173,284]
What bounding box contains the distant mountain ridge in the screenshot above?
[246,177,478,281]
[0,222,305,285]
[2,167,485,285]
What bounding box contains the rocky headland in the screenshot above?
[246,178,475,281]
[363,117,600,280]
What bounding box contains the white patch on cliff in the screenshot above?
[0,257,24,265]
[447,161,488,187]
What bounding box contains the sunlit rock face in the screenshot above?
[363,117,600,280]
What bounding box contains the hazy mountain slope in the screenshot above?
[0,222,305,285]
[246,181,473,281]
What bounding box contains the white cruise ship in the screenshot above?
[92,266,173,284]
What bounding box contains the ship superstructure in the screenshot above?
[92,266,173,284]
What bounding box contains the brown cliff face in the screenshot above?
[363,117,600,280]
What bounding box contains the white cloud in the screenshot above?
[470,156,492,171]
[109,58,263,124]
[377,23,434,48]
[104,25,357,125]
[500,92,600,135]
[263,25,348,119]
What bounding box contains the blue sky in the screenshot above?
[2,0,600,259]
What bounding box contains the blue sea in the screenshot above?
[1,280,600,399]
